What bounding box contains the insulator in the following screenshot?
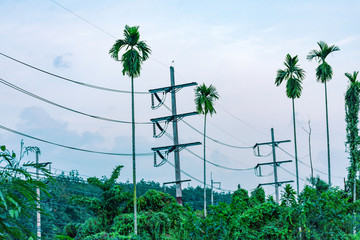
[156,122,164,132]
[157,150,165,160]
[153,123,156,138]
[154,92,162,102]
[151,94,155,108]
[153,152,157,167]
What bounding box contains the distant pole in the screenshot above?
[36,150,41,240]
[170,66,183,205]
[271,128,279,203]
[211,172,213,206]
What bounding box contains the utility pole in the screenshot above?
[254,128,293,203]
[149,66,200,205]
[210,172,221,206]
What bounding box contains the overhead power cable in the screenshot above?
[161,104,252,149]
[277,146,343,179]
[48,0,170,69]
[0,53,148,94]
[0,124,152,156]
[182,118,252,149]
[0,77,151,125]
[163,132,253,171]
[165,159,233,192]
[49,0,117,39]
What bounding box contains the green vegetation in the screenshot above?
[1,162,358,239]
[345,71,360,201]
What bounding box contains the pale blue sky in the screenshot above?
[0,0,359,195]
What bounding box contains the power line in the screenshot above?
[161,104,252,149]
[181,118,252,149]
[277,146,343,179]
[216,103,269,137]
[46,0,253,150]
[163,132,253,171]
[48,0,170,70]
[0,124,152,156]
[0,77,151,125]
[49,0,117,39]
[0,53,149,94]
[165,159,233,192]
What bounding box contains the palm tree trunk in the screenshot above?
[131,76,137,235]
[324,81,331,185]
[203,113,207,218]
[292,99,300,195]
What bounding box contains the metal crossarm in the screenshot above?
[257,180,294,188]
[253,140,291,148]
[151,112,198,123]
[163,179,191,185]
[254,160,292,169]
[149,82,197,94]
[151,142,201,152]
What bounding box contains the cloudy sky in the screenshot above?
[0,0,359,197]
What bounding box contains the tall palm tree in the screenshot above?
[345,71,360,202]
[275,54,305,195]
[194,83,219,217]
[109,25,151,235]
[307,41,340,185]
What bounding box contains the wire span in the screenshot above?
[0,77,151,125]
[0,124,152,156]
[0,53,149,94]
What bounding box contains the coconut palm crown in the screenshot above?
[307,41,340,83]
[275,54,305,99]
[195,84,219,116]
[109,25,151,78]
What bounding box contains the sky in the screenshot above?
[0,0,360,198]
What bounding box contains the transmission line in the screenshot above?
[47,0,170,69]
[165,159,233,192]
[0,124,152,156]
[0,77,151,124]
[277,146,343,179]
[0,53,148,94]
[163,132,253,171]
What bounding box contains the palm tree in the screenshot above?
[307,41,340,185]
[345,71,360,202]
[194,83,219,217]
[275,54,305,195]
[109,25,151,235]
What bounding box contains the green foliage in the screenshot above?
[194,83,219,116]
[307,41,340,83]
[275,54,305,99]
[345,71,360,198]
[137,189,176,212]
[72,165,131,231]
[109,25,151,79]
[0,142,51,239]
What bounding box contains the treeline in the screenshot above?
[12,168,231,239]
[8,165,360,239]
